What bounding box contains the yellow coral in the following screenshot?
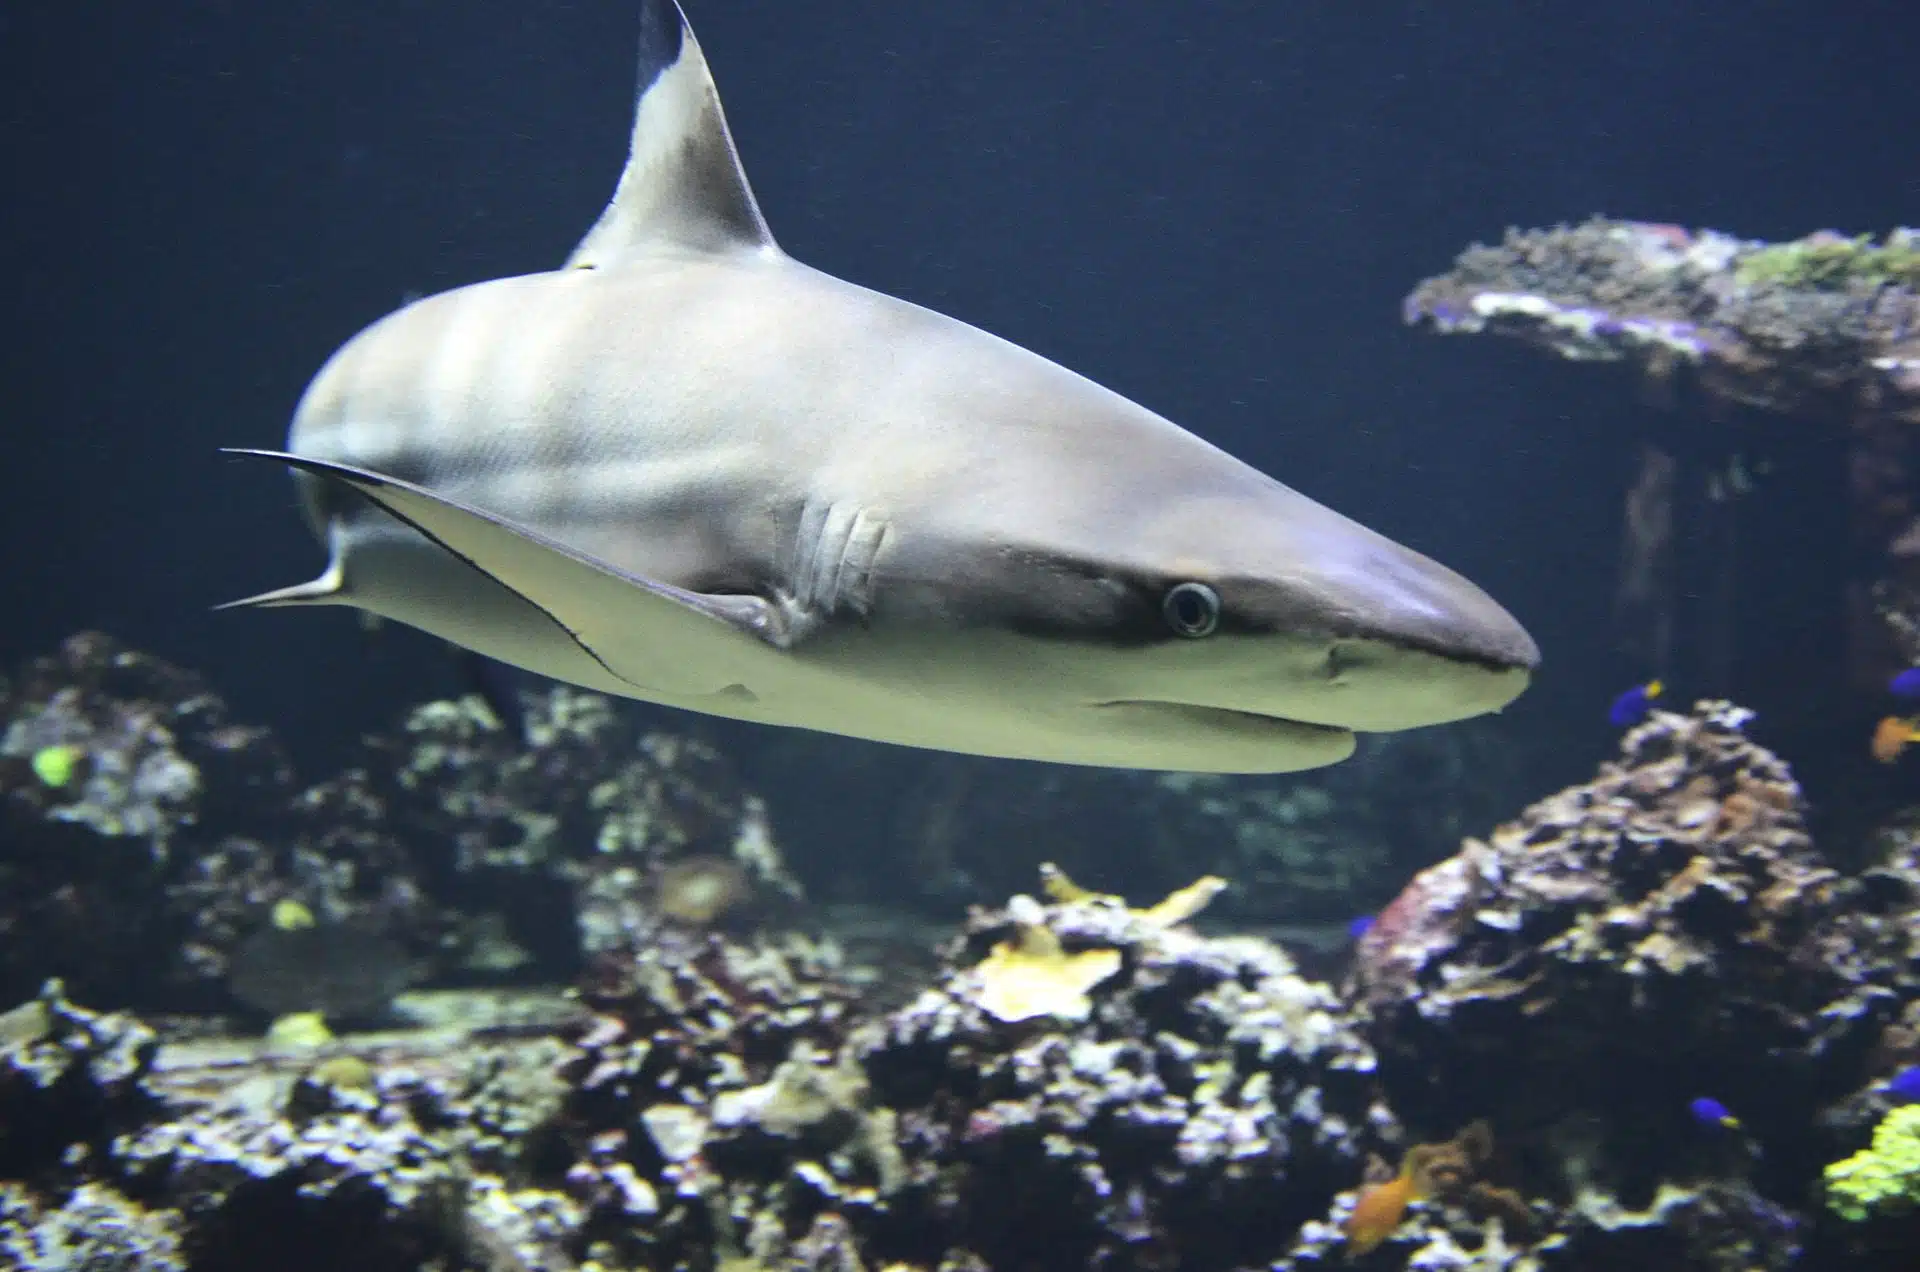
[971,925,1121,1023]
[1825,1104,1920,1222]
[1140,875,1228,927]
[270,899,316,931]
[1037,864,1228,927]
[265,1011,333,1049]
[1039,861,1111,905]
[30,744,83,789]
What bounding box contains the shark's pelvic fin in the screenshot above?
[221,450,806,695]
[566,0,775,269]
[215,559,346,610]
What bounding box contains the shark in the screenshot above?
[225,0,1539,774]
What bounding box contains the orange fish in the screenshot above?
[1343,1166,1424,1256]
[1872,715,1920,764]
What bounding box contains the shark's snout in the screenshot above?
[1354,544,1540,675]
[1251,489,1537,674]
[1227,521,1539,734]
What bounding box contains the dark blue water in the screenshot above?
[1,0,1910,818]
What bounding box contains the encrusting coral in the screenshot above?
[1825,1104,1920,1223]
[967,921,1121,1024]
[1405,219,1920,424]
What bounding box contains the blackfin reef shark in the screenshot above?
[224,0,1539,774]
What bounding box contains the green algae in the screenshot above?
[1735,229,1920,291]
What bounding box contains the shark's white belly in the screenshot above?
[335,506,1354,772]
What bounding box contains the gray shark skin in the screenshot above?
[226,0,1539,774]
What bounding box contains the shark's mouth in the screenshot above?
[1094,700,1354,747]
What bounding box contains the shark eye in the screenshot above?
[1162,582,1220,638]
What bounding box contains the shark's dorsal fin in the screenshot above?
[566,0,776,269]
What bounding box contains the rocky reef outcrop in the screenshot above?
[0,633,294,1007]
[1405,220,1920,424]
[7,634,1920,1269]
[1345,700,1915,1268]
[0,634,795,1021]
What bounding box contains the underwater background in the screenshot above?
[3,2,1919,1269]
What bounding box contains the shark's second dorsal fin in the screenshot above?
[566,0,776,269]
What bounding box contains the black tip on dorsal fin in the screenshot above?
[634,0,684,89]
[565,0,777,270]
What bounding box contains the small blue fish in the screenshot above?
[1689,1096,1740,1130]
[1891,669,1920,700]
[1610,680,1663,728]
[1347,915,1376,941]
[1886,1065,1920,1102]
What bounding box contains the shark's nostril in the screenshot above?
[1325,642,1366,679]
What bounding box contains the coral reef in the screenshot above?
[554,927,873,1269]
[1405,219,1920,423]
[0,633,294,1006]
[362,687,799,961]
[0,872,1398,1271]
[0,1182,187,1272]
[849,879,1384,1271]
[0,864,1899,1272]
[0,635,798,1018]
[1406,220,1920,699]
[11,633,1920,1268]
[0,632,290,848]
[1,979,587,1272]
[1346,700,1903,1268]
[0,980,159,1184]
[114,1037,583,1272]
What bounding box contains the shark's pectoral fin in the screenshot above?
[215,559,346,611]
[565,0,776,270]
[221,449,803,696]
